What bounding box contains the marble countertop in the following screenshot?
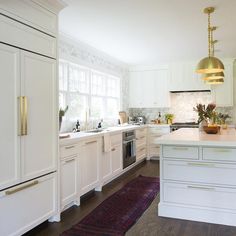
[157,128,236,147]
[59,123,170,146]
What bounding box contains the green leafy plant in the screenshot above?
[218,113,231,124]
[193,103,216,123]
[165,113,174,124]
[59,105,69,118]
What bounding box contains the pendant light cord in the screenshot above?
[208,11,211,58]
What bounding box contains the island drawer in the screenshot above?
[163,160,236,186]
[163,145,199,160]
[60,144,78,159]
[163,182,236,211]
[203,147,236,162]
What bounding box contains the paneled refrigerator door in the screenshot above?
[0,43,21,190]
[20,51,57,181]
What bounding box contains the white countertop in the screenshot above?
[59,124,170,146]
[157,128,236,147]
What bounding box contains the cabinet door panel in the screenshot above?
[0,43,20,190]
[111,145,122,176]
[80,139,100,194]
[101,152,112,182]
[20,51,57,181]
[61,157,77,208]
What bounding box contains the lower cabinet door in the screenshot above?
[111,145,122,176]
[80,139,100,195]
[0,173,56,236]
[61,156,77,209]
[101,151,112,182]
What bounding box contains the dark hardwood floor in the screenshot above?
[24,160,236,236]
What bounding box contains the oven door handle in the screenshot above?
[123,139,136,144]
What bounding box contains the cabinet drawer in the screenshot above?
[136,136,146,147]
[0,15,56,58]
[163,182,236,210]
[137,146,146,161]
[110,134,122,146]
[163,145,199,160]
[136,128,147,138]
[203,147,236,162]
[0,173,56,236]
[163,160,236,186]
[149,136,162,144]
[60,144,78,159]
[0,0,57,35]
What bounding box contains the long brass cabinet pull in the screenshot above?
[23,96,28,135]
[214,149,231,153]
[18,96,24,136]
[5,180,39,195]
[85,140,97,145]
[173,147,188,151]
[111,148,116,151]
[187,162,215,167]
[65,145,75,149]
[187,185,215,191]
[18,96,28,136]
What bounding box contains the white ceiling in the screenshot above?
[59,0,236,66]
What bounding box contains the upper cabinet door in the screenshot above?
[211,60,234,107]
[0,43,20,190]
[170,62,210,91]
[129,67,170,108]
[20,51,57,181]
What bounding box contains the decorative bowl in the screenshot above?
[203,125,220,134]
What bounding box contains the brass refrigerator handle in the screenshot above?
[18,96,24,136]
[23,96,28,135]
[18,96,28,136]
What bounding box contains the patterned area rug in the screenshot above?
[61,175,160,236]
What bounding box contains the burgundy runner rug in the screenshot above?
[61,175,160,236]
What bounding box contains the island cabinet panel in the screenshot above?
[163,160,236,186]
[163,182,236,211]
[202,147,236,162]
[163,145,199,160]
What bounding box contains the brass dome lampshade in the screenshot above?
[202,71,224,81]
[196,7,224,74]
[205,78,224,85]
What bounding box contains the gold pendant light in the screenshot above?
[196,7,224,74]
[202,27,225,84]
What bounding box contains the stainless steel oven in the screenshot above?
[123,130,136,169]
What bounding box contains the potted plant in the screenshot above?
[218,113,231,129]
[165,113,174,124]
[59,105,68,131]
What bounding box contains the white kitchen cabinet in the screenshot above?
[80,138,101,195]
[0,45,57,188]
[61,156,78,210]
[169,61,210,91]
[101,134,122,184]
[0,44,20,190]
[147,126,170,159]
[211,59,235,107]
[111,144,122,176]
[136,128,147,161]
[0,173,57,236]
[21,51,57,182]
[129,66,170,108]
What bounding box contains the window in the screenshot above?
[59,60,121,121]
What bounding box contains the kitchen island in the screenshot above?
[157,128,236,226]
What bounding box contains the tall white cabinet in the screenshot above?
[0,1,65,235]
